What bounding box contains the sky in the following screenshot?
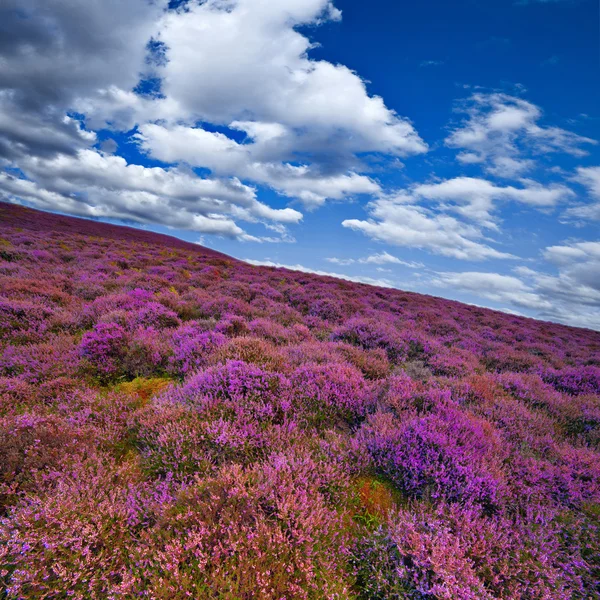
[1,0,599,330]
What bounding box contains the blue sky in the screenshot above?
[1,0,599,329]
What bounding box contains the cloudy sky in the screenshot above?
[1,0,599,330]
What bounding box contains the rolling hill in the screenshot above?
[0,202,599,599]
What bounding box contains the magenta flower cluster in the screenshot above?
[0,202,599,599]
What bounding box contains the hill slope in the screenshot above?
[0,202,599,599]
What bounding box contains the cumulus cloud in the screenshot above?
[0,111,96,162]
[446,93,596,178]
[149,1,427,156]
[326,257,357,266]
[341,175,574,261]
[542,241,600,299]
[431,240,600,330]
[135,123,381,207]
[0,0,292,238]
[0,149,302,241]
[0,0,427,235]
[120,0,427,207]
[432,271,553,310]
[574,166,600,199]
[0,173,245,238]
[0,0,166,160]
[342,195,516,261]
[326,251,424,268]
[359,251,424,268]
[563,166,600,221]
[413,177,573,229]
[242,259,396,288]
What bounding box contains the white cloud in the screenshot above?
[0,149,302,241]
[95,0,426,207]
[446,93,596,178]
[513,265,538,277]
[326,251,424,268]
[150,1,427,156]
[359,251,424,268]
[343,195,516,261]
[1,0,425,231]
[413,177,573,229]
[543,241,600,296]
[326,257,356,266]
[574,166,600,198]
[0,0,167,160]
[432,271,553,310]
[242,259,395,288]
[456,152,485,165]
[564,166,600,222]
[0,174,244,239]
[136,122,381,207]
[430,241,600,330]
[341,176,573,261]
[485,156,536,178]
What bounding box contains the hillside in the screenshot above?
[0,202,599,599]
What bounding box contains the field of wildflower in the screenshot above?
[0,202,599,599]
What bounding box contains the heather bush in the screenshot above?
[136,400,218,476]
[360,408,505,510]
[0,377,37,416]
[121,326,172,378]
[0,334,79,383]
[248,317,312,345]
[541,366,600,396]
[129,301,181,329]
[135,456,353,598]
[211,336,287,371]
[72,276,107,300]
[352,502,583,600]
[214,312,250,337]
[175,360,288,413]
[483,346,545,373]
[290,362,374,428]
[308,297,344,323]
[0,299,54,343]
[79,322,129,381]
[0,412,85,510]
[335,344,391,380]
[427,345,481,378]
[0,458,162,598]
[167,323,226,377]
[559,394,600,448]
[331,316,408,363]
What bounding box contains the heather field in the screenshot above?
[0,202,599,599]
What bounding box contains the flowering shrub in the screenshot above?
[0,203,598,598]
[167,323,226,377]
[331,316,409,363]
[129,301,181,329]
[79,322,129,380]
[360,409,505,510]
[122,326,171,378]
[0,299,54,343]
[352,502,583,600]
[541,366,600,396]
[290,362,374,428]
[211,336,287,371]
